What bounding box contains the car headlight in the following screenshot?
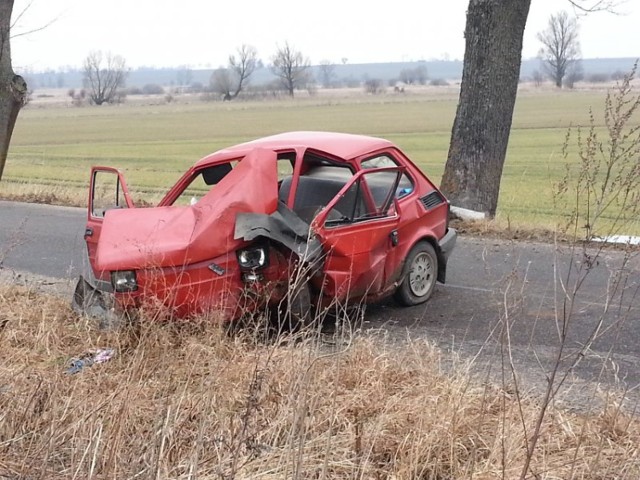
[237,246,268,270]
[111,270,138,292]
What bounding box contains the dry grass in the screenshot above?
[0,181,86,207]
[448,218,569,244]
[1,285,639,479]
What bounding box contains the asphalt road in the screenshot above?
[1,200,639,407]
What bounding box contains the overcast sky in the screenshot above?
[10,0,640,71]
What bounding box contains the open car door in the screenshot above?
[313,167,403,301]
[85,167,134,280]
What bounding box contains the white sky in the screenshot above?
[10,0,640,71]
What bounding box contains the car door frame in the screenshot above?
[85,166,134,280]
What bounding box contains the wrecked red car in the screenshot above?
[75,131,456,324]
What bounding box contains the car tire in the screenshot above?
[289,280,312,329]
[274,280,313,333]
[394,241,438,306]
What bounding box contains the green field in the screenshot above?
[2,87,635,231]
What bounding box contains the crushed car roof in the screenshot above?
[195,131,395,167]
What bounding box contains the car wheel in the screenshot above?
[274,280,313,333]
[394,241,438,306]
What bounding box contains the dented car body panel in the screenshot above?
[95,149,278,272]
[78,131,456,321]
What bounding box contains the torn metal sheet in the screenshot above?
[71,275,122,329]
[235,202,324,266]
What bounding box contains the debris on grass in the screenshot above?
[65,348,115,374]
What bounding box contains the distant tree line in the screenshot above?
[18,31,632,108]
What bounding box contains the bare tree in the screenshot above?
[399,65,428,85]
[0,0,28,182]
[176,65,193,86]
[271,42,311,97]
[228,44,257,99]
[564,60,584,88]
[211,45,258,101]
[210,68,234,100]
[83,51,127,105]
[318,60,336,88]
[537,11,581,88]
[441,0,619,217]
[532,69,544,87]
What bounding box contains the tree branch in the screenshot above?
[568,0,626,14]
[10,1,61,39]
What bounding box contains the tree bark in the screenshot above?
[0,0,26,182]
[440,0,531,217]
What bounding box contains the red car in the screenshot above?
[74,131,456,324]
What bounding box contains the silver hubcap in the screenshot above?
[409,252,434,297]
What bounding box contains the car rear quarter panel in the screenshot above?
[389,197,449,283]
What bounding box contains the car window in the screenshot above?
[277,152,295,180]
[280,164,354,223]
[278,150,355,223]
[91,170,129,217]
[361,155,396,169]
[325,170,401,227]
[361,154,414,198]
[172,161,236,206]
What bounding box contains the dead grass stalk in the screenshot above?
[0,286,639,479]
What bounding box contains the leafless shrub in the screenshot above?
[498,62,640,479]
[429,78,449,86]
[556,62,640,241]
[532,69,544,87]
[142,83,165,95]
[611,69,627,81]
[124,86,143,95]
[67,88,86,107]
[586,72,611,83]
[318,60,336,88]
[363,78,385,95]
[565,62,584,88]
[399,65,428,85]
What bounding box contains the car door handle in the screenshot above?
[85,228,93,237]
[390,230,398,246]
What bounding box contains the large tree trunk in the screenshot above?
[0,0,27,182]
[440,0,531,217]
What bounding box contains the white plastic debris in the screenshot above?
[450,206,487,221]
[65,348,116,374]
[592,235,640,246]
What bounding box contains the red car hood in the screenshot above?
[95,149,278,271]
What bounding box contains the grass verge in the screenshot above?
[4,86,639,232]
[1,284,638,479]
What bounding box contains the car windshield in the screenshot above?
[171,161,238,206]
